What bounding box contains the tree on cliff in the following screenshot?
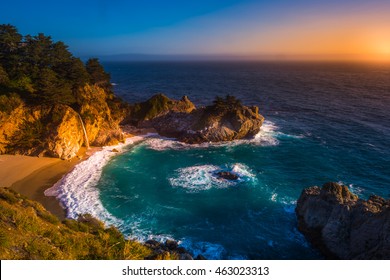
[0,24,22,80]
[0,24,102,106]
[86,58,111,91]
[212,94,242,110]
[0,65,9,86]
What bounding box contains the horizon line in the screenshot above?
[81,53,390,63]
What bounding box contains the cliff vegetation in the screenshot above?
[0,188,152,259]
[0,24,128,159]
[0,187,196,260]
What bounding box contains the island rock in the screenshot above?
[295,182,390,259]
[148,95,264,143]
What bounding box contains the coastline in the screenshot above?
[0,128,156,220]
[0,149,90,219]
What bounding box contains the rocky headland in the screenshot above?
[1,93,264,159]
[132,94,264,144]
[0,24,264,159]
[296,182,390,259]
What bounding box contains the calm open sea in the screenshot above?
[50,61,390,259]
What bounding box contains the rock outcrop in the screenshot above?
[296,182,390,259]
[1,92,264,159]
[77,84,125,146]
[0,103,84,159]
[143,95,264,143]
[143,239,196,260]
[0,85,126,159]
[126,93,196,126]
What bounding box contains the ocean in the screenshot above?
[46,61,390,259]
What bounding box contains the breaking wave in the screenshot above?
[169,163,257,192]
[44,136,145,226]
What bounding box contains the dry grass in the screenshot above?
[0,187,156,260]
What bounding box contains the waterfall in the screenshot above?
[77,113,90,149]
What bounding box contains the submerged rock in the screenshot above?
[216,171,239,180]
[296,182,390,259]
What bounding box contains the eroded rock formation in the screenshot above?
[0,85,126,159]
[296,182,390,259]
[140,95,264,143]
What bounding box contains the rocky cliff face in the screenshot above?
[78,84,125,146]
[296,182,390,259]
[150,99,264,143]
[0,103,84,159]
[0,85,126,159]
[1,92,263,158]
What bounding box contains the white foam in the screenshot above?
[169,163,256,192]
[179,239,226,259]
[44,136,145,226]
[231,163,255,177]
[169,165,229,192]
[145,120,282,151]
[337,181,365,196]
[249,120,280,146]
[269,191,297,213]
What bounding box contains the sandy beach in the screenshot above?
[0,128,153,220]
[0,150,89,219]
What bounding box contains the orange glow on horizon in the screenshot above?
[207,7,390,62]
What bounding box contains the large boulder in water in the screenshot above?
[150,95,264,144]
[295,182,390,259]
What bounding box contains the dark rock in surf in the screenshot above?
[296,182,390,259]
[144,239,195,260]
[216,171,239,180]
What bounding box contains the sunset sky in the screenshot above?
[2,0,390,61]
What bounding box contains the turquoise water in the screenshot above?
[98,129,325,259]
[60,62,390,259]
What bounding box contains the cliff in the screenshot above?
[296,182,390,259]
[77,84,125,146]
[0,85,126,160]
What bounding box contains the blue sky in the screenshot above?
[1,0,390,60]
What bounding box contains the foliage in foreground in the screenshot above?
[0,188,153,260]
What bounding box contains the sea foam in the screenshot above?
[169,163,257,192]
[145,120,282,151]
[179,238,227,259]
[44,136,144,226]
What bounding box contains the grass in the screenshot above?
[0,188,159,260]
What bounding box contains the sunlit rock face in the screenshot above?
[0,84,126,159]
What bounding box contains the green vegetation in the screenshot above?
[0,24,110,107]
[211,95,242,111]
[130,93,176,121]
[0,93,22,113]
[0,188,155,260]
